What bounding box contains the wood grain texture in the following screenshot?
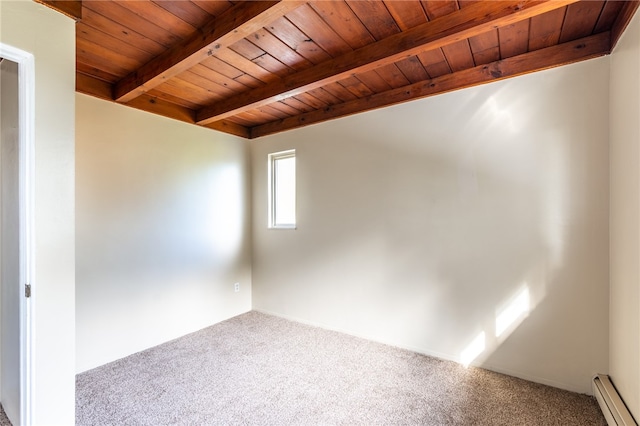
[594,1,624,33]
[356,70,393,93]
[77,72,249,137]
[250,32,611,138]
[146,89,202,110]
[77,72,198,124]
[499,20,530,58]
[442,40,475,71]
[266,16,332,64]
[114,1,303,102]
[197,0,578,125]
[422,0,458,20]
[126,94,197,124]
[35,0,82,20]
[528,7,567,50]
[77,37,140,79]
[117,1,196,37]
[559,1,605,43]
[76,72,112,100]
[395,56,430,84]
[79,7,167,56]
[469,29,500,65]
[309,1,374,49]
[611,0,640,49]
[285,3,353,56]
[417,49,452,78]
[346,0,400,40]
[375,64,411,88]
[213,48,279,85]
[77,22,154,64]
[152,1,216,29]
[77,61,120,84]
[384,1,428,31]
[249,27,312,71]
[202,120,251,139]
[84,0,180,48]
[191,0,234,18]
[156,77,224,107]
[74,0,638,139]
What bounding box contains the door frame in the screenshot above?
[0,42,36,426]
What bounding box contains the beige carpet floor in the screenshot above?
[76,311,606,425]
[0,405,11,426]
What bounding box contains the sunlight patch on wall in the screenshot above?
[460,331,486,368]
[486,96,518,134]
[208,164,244,260]
[459,284,534,368]
[542,131,568,268]
[495,286,530,338]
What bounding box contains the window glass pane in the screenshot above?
[269,150,296,229]
[274,155,296,226]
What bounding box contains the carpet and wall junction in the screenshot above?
[76,312,605,425]
[0,406,10,426]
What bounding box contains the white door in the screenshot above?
[0,56,22,426]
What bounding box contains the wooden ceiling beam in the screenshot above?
[77,72,250,138]
[78,73,195,122]
[611,0,640,50]
[34,0,82,20]
[114,1,303,103]
[196,0,579,126]
[203,121,251,139]
[125,94,197,125]
[248,32,611,139]
[76,72,112,101]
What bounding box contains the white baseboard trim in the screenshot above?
[593,374,637,426]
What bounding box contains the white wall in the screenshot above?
[0,1,76,424]
[252,57,610,394]
[610,10,640,420]
[76,94,252,372]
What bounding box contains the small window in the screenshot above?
[268,149,296,229]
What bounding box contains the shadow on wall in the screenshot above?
[75,109,253,372]
[253,68,609,392]
[77,145,248,293]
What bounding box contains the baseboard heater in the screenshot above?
[593,375,637,426]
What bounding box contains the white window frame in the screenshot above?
[268,149,296,229]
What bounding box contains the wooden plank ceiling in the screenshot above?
[63,0,639,139]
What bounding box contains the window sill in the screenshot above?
[269,225,297,230]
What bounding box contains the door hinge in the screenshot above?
[25,283,31,298]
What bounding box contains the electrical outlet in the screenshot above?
[234,282,240,292]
